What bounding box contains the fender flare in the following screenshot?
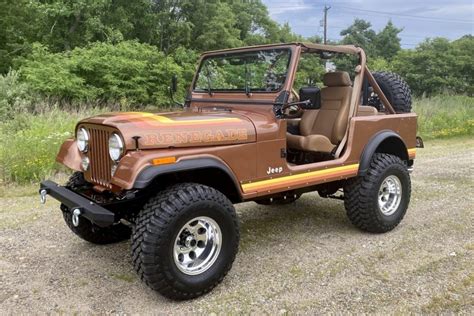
[133,157,241,192]
[358,130,408,176]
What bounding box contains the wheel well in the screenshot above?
[146,167,242,203]
[358,132,409,176]
[375,136,408,162]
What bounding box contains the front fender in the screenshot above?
[56,139,82,171]
[132,156,240,190]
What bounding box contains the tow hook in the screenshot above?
[71,208,82,227]
[40,189,48,204]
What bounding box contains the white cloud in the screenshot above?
[264,0,313,17]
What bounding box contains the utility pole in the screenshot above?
[323,5,331,44]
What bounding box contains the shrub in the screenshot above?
[0,70,35,120]
[18,41,190,107]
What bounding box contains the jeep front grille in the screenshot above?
[87,127,112,188]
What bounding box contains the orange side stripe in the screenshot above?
[130,112,241,125]
[242,164,359,193]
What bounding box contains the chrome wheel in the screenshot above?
[378,175,402,216]
[173,216,222,275]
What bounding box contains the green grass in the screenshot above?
[413,95,474,140]
[0,95,472,185]
[0,106,104,184]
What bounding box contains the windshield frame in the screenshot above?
[192,47,293,94]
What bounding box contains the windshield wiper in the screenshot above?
[244,60,251,96]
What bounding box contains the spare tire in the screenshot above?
[368,72,412,113]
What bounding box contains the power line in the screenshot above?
[266,3,473,24]
[332,5,473,24]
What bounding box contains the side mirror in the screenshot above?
[171,75,178,93]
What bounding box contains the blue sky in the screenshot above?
[262,0,474,48]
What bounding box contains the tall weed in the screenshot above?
[0,107,103,184]
[413,95,473,139]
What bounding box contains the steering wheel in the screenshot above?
[281,102,304,119]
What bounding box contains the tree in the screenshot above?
[190,1,243,51]
[340,19,377,56]
[391,36,474,96]
[0,0,41,73]
[373,21,402,60]
[450,35,474,95]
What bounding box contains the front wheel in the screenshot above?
[131,183,239,300]
[344,153,411,233]
[61,172,130,244]
[61,204,131,244]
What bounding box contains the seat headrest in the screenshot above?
[323,71,352,87]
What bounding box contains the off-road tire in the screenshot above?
[61,172,131,244]
[65,171,88,189]
[62,206,131,244]
[131,183,239,300]
[344,153,411,233]
[369,72,412,113]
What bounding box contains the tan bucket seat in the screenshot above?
[287,71,352,153]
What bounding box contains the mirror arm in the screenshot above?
[285,99,311,107]
[169,75,184,107]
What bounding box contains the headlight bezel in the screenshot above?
[76,127,89,152]
[108,133,124,161]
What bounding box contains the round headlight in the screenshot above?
[77,128,89,152]
[108,133,124,161]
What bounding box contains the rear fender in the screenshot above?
[358,130,408,176]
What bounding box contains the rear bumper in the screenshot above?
[39,180,115,227]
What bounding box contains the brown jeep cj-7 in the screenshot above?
[40,43,422,300]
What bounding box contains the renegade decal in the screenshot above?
[143,129,248,145]
[242,163,359,193]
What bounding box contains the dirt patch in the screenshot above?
[1,137,473,314]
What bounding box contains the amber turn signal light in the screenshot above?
[152,156,177,166]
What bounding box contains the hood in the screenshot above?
[79,110,257,150]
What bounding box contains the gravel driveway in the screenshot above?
[1,137,473,314]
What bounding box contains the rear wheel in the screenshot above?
[131,183,239,300]
[344,153,411,233]
[368,72,412,113]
